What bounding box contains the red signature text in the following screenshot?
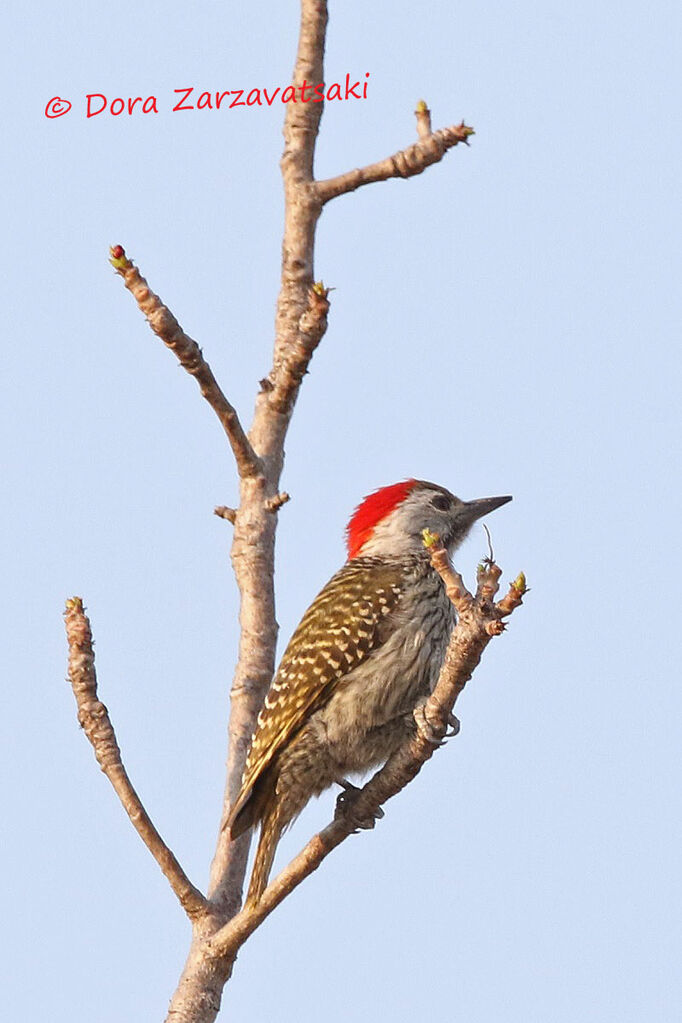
[80,74,370,119]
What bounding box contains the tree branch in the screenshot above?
[69,2,508,1018]
[206,542,527,962]
[213,505,237,524]
[415,99,433,140]
[267,283,330,415]
[63,597,209,922]
[205,0,330,924]
[109,245,262,481]
[316,119,474,204]
[264,491,291,513]
[164,12,333,1013]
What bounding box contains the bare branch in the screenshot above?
[205,0,330,922]
[422,528,474,612]
[268,284,330,414]
[214,506,237,524]
[497,572,528,615]
[265,491,291,513]
[256,0,330,425]
[64,597,209,922]
[206,544,526,961]
[415,99,432,139]
[316,120,475,204]
[109,245,262,480]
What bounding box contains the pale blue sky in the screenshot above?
[3,1,681,1020]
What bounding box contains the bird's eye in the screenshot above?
[431,494,451,512]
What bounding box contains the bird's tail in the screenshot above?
[245,804,283,906]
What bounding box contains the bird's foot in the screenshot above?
[334,780,384,832]
[413,700,459,746]
[445,712,461,737]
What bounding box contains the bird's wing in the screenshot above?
[227,557,407,832]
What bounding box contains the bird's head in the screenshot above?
[345,479,512,560]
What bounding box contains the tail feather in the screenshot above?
[246,805,283,905]
[226,771,269,839]
[227,792,258,839]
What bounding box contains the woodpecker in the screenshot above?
[228,479,511,904]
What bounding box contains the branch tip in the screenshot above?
[421,527,440,549]
[496,572,529,615]
[64,596,208,920]
[214,506,237,524]
[512,571,528,595]
[265,492,291,513]
[415,99,432,139]
[316,118,475,204]
[113,256,261,479]
[109,244,132,271]
[486,620,506,636]
[477,560,502,581]
[459,121,475,146]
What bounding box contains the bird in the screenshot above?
[227,479,512,905]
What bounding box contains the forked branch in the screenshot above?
[316,120,474,204]
[109,246,261,481]
[64,598,208,922]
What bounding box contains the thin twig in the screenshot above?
[316,121,474,204]
[497,572,528,615]
[265,492,290,513]
[482,523,495,564]
[476,556,503,602]
[268,283,331,414]
[214,506,237,523]
[64,598,209,921]
[422,528,474,612]
[415,99,432,139]
[109,245,262,481]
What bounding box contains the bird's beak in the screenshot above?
[465,495,513,521]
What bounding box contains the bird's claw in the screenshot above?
[413,702,460,746]
[334,780,384,831]
[445,712,461,737]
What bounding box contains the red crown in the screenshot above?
[345,479,418,559]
